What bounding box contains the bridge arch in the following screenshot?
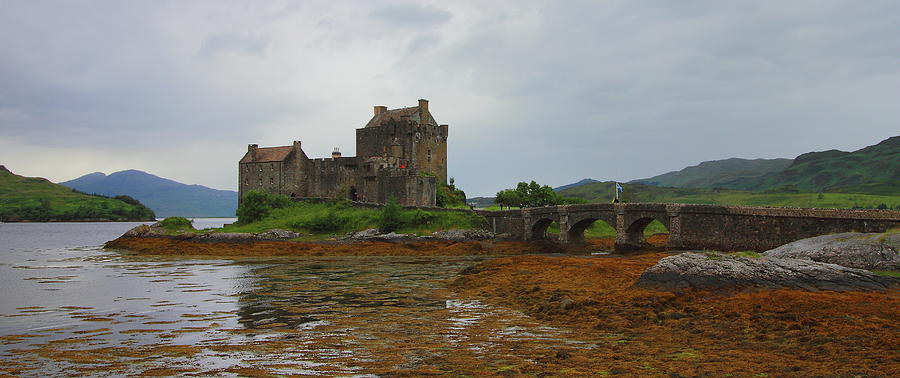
[529,217,559,240]
[565,212,618,244]
[619,214,670,250]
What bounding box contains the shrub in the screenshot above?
[158,217,194,231]
[409,209,436,227]
[304,212,346,232]
[237,191,292,224]
[378,197,404,233]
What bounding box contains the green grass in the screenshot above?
[221,200,484,237]
[0,167,155,221]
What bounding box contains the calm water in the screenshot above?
[0,221,589,376]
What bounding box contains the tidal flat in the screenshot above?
[2,222,897,376]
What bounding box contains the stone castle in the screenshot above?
[239,99,448,207]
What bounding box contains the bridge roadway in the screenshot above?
[476,203,900,251]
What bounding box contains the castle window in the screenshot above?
[270,177,274,185]
[427,149,432,163]
[258,165,262,172]
[270,163,274,170]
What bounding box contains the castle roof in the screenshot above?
[364,106,436,128]
[239,146,293,163]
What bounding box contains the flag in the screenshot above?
[616,183,624,193]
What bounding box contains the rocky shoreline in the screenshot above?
[104,223,582,256]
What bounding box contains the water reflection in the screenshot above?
[1,223,592,376]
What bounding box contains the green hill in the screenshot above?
[749,136,900,195]
[632,158,792,189]
[0,165,156,221]
[558,181,900,210]
[630,135,899,195]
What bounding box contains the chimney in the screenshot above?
[374,106,387,115]
[418,99,429,124]
[293,140,302,155]
[331,147,342,159]
[248,144,258,159]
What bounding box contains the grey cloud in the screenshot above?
[369,3,451,28]
[1,0,899,196]
[200,32,269,57]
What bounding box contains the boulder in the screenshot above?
[346,228,380,240]
[432,229,496,241]
[122,224,152,237]
[764,232,900,271]
[636,252,898,292]
[371,232,415,241]
[257,229,301,240]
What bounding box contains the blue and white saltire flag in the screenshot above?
[616,183,624,193]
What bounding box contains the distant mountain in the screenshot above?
[466,196,496,208]
[61,170,237,217]
[631,158,792,190]
[0,165,155,221]
[632,135,899,195]
[553,178,600,192]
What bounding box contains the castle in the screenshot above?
[238,99,448,207]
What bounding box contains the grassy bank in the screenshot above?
[217,199,484,238]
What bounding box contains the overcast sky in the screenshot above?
[1,1,898,196]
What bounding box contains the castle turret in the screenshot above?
[374,106,387,115]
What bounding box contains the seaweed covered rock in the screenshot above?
[763,231,900,271]
[636,252,897,292]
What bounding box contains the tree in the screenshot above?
[495,181,573,208]
[236,191,291,224]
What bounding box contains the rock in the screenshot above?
[256,229,301,240]
[122,224,152,237]
[372,232,414,241]
[559,297,575,311]
[636,252,898,292]
[195,232,256,241]
[432,229,496,241]
[764,232,900,271]
[347,228,380,240]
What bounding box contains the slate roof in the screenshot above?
[239,146,294,163]
[365,106,419,128]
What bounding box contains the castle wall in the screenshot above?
[239,161,285,202]
[376,173,436,207]
[304,157,359,200]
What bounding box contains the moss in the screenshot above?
[731,251,763,259]
[870,270,900,278]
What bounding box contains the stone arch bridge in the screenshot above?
[477,203,900,251]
